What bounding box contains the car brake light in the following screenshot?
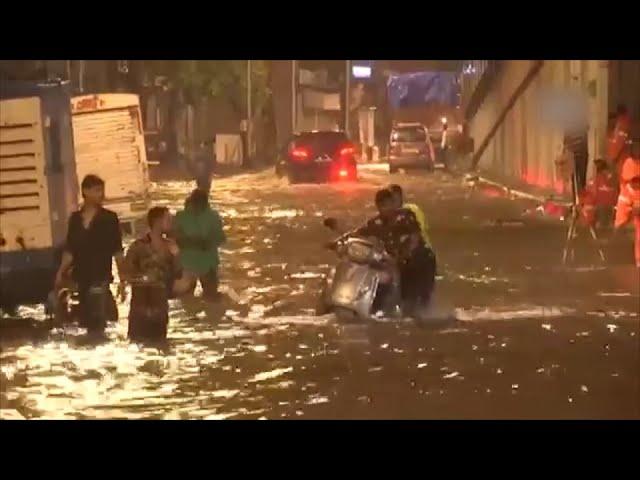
[339,168,349,178]
[339,145,355,157]
[291,147,309,160]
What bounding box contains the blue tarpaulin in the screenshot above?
[387,72,460,109]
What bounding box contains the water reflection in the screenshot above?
[1,171,638,419]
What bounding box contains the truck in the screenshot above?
[70,93,150,234]
[0,81,78,310]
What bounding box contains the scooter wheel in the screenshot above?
[315,282,332,316]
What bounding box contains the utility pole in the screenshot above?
[247,59,252,160]
[78,60,85,93]
[344,60,351,134]
[291,60,297,134]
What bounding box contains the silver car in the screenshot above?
[388,123,436,173]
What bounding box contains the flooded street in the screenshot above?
[1,168,639,419]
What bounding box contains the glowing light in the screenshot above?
[339,146,355,157]
[290,147,309,160]
[352,66,372,78]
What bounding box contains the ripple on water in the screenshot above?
[248,367,293,383]
[455,305,576,322]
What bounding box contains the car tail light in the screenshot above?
[333,163,356,182]
[290,146,309,161]
[339,144,355,157]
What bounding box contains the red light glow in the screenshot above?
[290,147,309,160]
[339,146,355,157]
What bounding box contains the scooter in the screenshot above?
[317,218,403,322]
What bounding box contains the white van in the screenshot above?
[70,93,150,231]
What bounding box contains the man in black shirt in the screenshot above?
[352,189,423,261]
[55,175,126,335]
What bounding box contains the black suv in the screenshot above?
[275,130,358,184]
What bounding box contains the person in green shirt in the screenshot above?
[174,189,226,300]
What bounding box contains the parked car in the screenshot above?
[388,123,435,173]
[275,130,358,184]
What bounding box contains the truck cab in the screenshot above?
[0,81,78,310]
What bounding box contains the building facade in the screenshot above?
[461,60,639,196]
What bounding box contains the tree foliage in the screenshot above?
[144,60,271,118]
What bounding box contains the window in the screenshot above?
[392,127,426,143]
[294,131,349,152]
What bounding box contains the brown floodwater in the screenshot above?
[1,169,638,419]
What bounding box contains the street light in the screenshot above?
[291,60,297,134]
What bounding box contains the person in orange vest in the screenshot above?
[607,104,632,173]
[614,134,640,267]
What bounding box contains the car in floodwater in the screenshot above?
[388,123,436,173]
[275,130,358,184]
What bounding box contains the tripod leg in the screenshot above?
[589,225,606,262]
[563,213,578,265]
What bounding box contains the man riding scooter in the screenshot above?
[331,188,433,316]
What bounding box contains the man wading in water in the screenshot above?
[125,207,196,343]
[174,189,226,301]
[55,175,125,337]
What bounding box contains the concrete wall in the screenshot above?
[468,60,608,196]
[608,60,640,119]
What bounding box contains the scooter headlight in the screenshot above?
[371,251,384,263]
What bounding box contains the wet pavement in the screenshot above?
[1,168,638,419]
